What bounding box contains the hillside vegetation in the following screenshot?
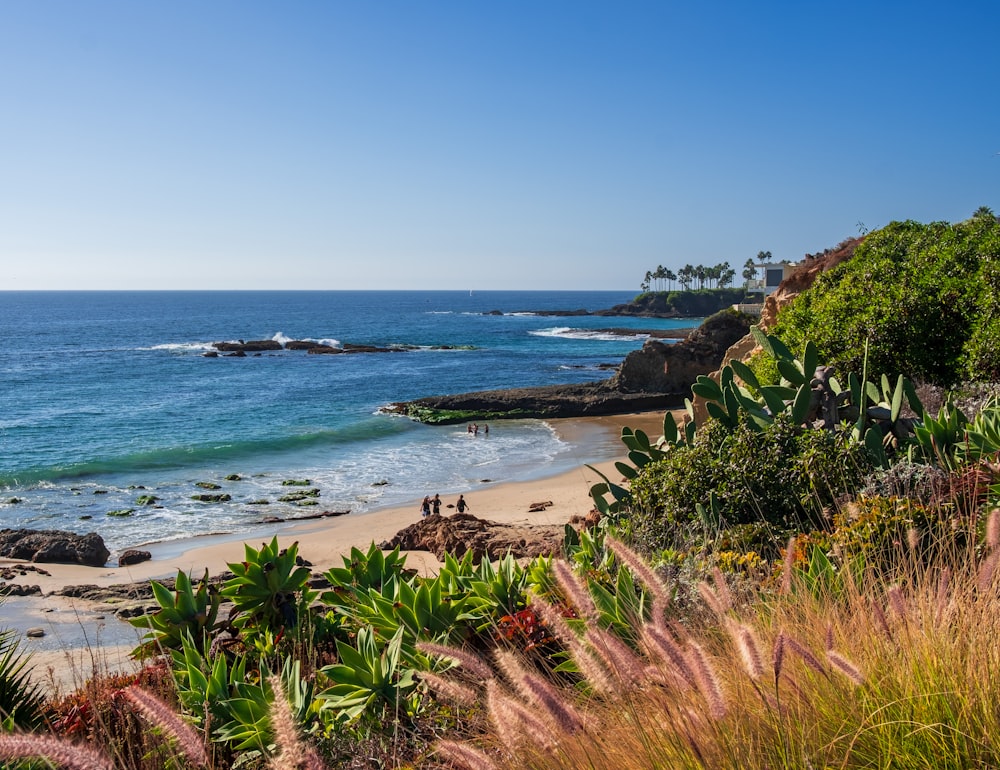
[603,288,752,318]
[770,211,1000,385]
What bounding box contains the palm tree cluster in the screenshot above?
[640,262,737,292]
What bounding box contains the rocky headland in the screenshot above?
[388,309,754,424]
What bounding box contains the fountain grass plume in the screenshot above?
[486,679,557,751]
[533,598,618,696]
[978,551,999,592]
[887,585,908,620]
[552,558,598,620]
[123,686,210,768]
[987,508,999,550]
[585,626,648,686]
[641,623,696,689]
[825,650,865,686]
[711,567,733,612]
[783,635,828,678]
[871,599,893,641]
[435,740,501,770]
[771,631,785,691]
[685,640,726,720]
[265,675,307,770]
[416,641,493,681]
[494,650,585,734]
[696,581,726,618]
[0,733,115,770]
[728,621,764,681]
[419,671,479,706]
[605,536,672,622]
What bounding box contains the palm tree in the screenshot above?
[695,265,707,290]
[756,250,772,268]
[640,271,652,292]
[743,258,757,288]
[655,265,666,291]
[664,269,676,291]
[678,264,694,291]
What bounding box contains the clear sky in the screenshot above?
[2,1,997,291]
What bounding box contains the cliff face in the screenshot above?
[759,237,862,331]
[612,311,753,394]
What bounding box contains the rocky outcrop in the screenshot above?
[212,340,283,353]
[379,513,566,561]
[0,529,110,567]
[210,339,407,355]
[387,381,672,423]
[611,310,753,394]
[389,311,752,423]
[595,289,751,318]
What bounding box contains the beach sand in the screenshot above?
[5,410,669,692]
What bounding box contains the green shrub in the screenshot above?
[626,414,874,554]
[770,214,1000,385]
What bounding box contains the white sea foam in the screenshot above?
[530,327,650,342]
[270,332,342,348]
[144,341,216,352]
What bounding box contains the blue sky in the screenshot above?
[2,2,997,291]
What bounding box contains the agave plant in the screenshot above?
[0,626,45,730]
[223,537,315,637]
[129,569,221,657]
[318,626,420,723]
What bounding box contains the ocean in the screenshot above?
[0,291,693,558]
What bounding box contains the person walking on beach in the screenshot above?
[456,494,469,514]
[420,496,431,517]
[432,494,441,516]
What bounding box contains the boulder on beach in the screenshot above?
[0,529,110,567]
[379,512,565,561]
[118,549,152,566]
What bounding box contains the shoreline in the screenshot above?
[8,411,666,596]
[6,410,669,692]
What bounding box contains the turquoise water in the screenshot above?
[0,291,692,557]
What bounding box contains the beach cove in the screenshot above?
[5,407,667,692]
[0,291,693,557]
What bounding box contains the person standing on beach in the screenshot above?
[432,494,441,515]
[420,496,431,517]
[456,494,469,514]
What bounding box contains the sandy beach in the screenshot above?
[4,410,667,691]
